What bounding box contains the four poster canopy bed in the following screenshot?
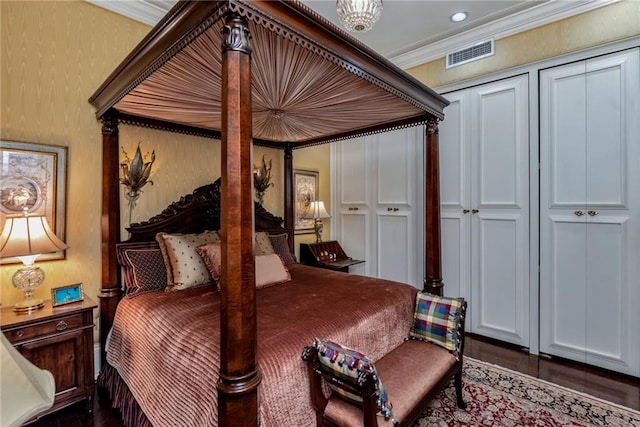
[88,1,450,426]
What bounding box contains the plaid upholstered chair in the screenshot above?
[301,293,467,427]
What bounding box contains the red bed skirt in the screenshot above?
[98,363,153,427]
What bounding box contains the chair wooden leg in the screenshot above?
[454,368,467,409]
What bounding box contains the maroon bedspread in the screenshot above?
[106,264,418,426]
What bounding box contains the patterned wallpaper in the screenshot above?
[408,0,640,88]
[0,0,330,327]
[1,1,152,311]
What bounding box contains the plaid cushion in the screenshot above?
[116,242,167,297]
[268,233,297,265]
[314,338,394,422]
[409,292,464,351]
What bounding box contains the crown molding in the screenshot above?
[86,0,166,26]
[391,0,620,70]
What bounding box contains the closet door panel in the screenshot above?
[470,75,530,346]
[439,95,468,208]
[441,214,468,299]
[547,68,587,206]
[338,139,369,206]
[586,54,626,207]
[340,211,368,276]
[471,214,527,344]
[586,220,623,357]
[377,130,411,206]
[545,218,587,357]
[377,213,411,283]
[474,82,522,207]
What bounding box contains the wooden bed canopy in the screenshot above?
[89,1,449,425]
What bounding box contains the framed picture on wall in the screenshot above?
[293,169,318,234]
[0,140,68,264]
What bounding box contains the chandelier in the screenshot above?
[336,0,383,33]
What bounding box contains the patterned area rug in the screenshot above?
[415,358,640,426]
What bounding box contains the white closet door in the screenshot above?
[375,128,421,286]
[540,48,640,376]
[334,127,424,282]
[439,91,471,300]
[439,75,529,347]
[336,137,370,276]
[469,75,530,346]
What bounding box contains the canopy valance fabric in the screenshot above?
[90,0,448,146]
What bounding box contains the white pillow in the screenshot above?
[255,254,290,288]
[156,230,220,291]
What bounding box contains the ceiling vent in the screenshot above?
[446,40,494,69]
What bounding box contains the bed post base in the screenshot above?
[424,118,444,296]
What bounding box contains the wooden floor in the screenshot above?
[29,334,639,426]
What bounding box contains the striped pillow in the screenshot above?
[313,338,394,422]
[409,292,464,351]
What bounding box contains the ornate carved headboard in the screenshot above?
[125,178,293,250]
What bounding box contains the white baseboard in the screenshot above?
[94,343,101,379]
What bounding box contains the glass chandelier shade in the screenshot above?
[0,214,69,313]
[337,0,383,33]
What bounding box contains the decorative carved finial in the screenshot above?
[222,14,251,54]
[426,117,439,135]
[101,114,119,135]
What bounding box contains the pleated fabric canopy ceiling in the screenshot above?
[90,0,448,147]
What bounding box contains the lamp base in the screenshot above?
[314,218,324,243]
[12,264,46,314]
[14,299,45,313]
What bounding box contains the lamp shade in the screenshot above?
[0,215,68,258]
[0,332,55,426]
[302,201,331,220]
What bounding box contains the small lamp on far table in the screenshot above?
[0,213,68,313]
[303,201,331,243]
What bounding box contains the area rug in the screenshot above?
[415,358,640,426]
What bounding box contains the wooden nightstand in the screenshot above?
[1,296,97,420]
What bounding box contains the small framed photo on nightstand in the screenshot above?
[51,283,84,307]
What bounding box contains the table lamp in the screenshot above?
[303,201,331,243]
[0,213,69,313]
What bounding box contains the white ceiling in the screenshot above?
[88,0,616,68]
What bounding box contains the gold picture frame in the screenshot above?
[51,283,84,307]
[0,140,67,264]
[293,169,319,234]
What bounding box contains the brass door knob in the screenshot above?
[462,209,470,214]
[472,209,479,214]
[587,210,599,216]
[574,211,585,216]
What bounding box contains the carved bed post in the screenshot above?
[284,143,294,253]
[424,117,444,296]
[99,112,121,366]
[218,13,261,427]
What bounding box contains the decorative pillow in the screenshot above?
[116,242,167,297]
[254,232,275,256]
[156,230,220,291]
[409,292,465,352]
[313,338,395,422]
[268,233,297,265]
[196,242,222,285]
[255,254,291,288]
